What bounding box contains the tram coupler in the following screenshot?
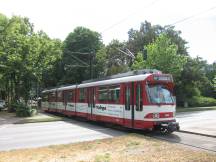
[155,121,180,134]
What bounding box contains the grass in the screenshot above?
[94,153,111,162]
[0,134,215,162]
[176,106,216,113]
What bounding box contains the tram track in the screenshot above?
[102,123,216,153]
[150,133,216,153]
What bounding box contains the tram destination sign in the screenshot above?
[153,75,172,81]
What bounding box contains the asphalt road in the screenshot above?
[0,120,125,151]
[177,110,216,136]
[0,111,216,151]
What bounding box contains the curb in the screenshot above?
[14,118,67,124]
[178,130,216,138]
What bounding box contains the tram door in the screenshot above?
[124,82,135,128]
[87,87,95,119]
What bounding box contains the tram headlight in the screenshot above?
[153,113,159,119]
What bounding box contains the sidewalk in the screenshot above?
[177,110,216,137]
[0,111,22,125]
[0,111,65,126]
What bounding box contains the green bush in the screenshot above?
[7,101,18,112]
[188,96,216,107]
[15,102,37,117]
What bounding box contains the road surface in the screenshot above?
[0,120,125,151]
[177,110,216,136]
[0,119,215,152]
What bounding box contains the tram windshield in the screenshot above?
[147,84,174,104]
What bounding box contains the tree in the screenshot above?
[0,15,35,106]
[131,33,187,76]
[174,57,215,105]
[62,27,102,83]
[127,21,188,56]
[145,34,186,78]
[95,47,107,77]
[213,75,216,97]
[0,14,62,108]
[131,52,145,70]
[28,31,62,90]
[105,40,130,76]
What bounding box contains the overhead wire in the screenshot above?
[101,0,160,33]
[169,6,216,26]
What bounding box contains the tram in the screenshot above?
[42,69,179,133]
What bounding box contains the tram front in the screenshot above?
[144,74,180,134]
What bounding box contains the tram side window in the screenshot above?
[57,91,62,101]
[68,91,74,102]
[63,91,68,103]
[93,88,96,107]
[125,86,130,110]
[49,92,56,101]
[79,88,85,102]
[136,83,143,111]
[108,85,120,103]
[98,86,108,102]
[42,94,48,102]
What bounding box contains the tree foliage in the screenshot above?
[127,21,188,56]
[105,40,130,76]
[95,47,107,77]
[131,52,145,70]
[175,57,215,105]
[0,13,62,108]
[213,75,216,97]
[145,34,186,78]
[132,34,187,79]
[62,27,102,83]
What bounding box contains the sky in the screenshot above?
[0,0,216,63]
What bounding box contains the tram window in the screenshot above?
[147,85,174,104]
[98,87,108,101]
[63,91,67,103]
[92,88,96,107]
[108,85,120,103]
[79,88,85,102]
[49,92,56,100]
[136,83,143,111]
[57,91,62,101]
[125,86,130,110]
[67,91,74,102]
[42,94,48,101]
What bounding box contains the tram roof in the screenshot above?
[42,74,152,93]
[42,88,57,93]
[57,85,77,91]
[42,69,163,92]
[78,73,151,88]
[42,85,77,93]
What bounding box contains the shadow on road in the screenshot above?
[46,111,183,141]
[0,110,183,145]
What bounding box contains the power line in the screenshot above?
[170,6,216,26]
[65,51,89,66]
[101,0,160,33]
[65,50,95,79]
[70,51,93,55]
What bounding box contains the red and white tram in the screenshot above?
[42,69,180,133]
